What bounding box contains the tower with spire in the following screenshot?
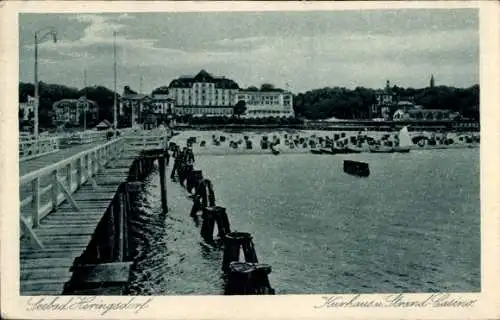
[430,74,435,88]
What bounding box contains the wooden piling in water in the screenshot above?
[200,206,231,244]
[187,170,202,194]
[225,262,275,295]
[222,232,258,273]
[158,155,168,214]
[200,208,216,244]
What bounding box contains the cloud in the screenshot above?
[19,10,479,93]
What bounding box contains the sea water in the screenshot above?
[127,148,480,295]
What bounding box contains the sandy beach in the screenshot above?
[169,129,480,155]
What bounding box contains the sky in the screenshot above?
[19,9,479,94]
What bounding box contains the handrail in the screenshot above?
[19,136,60,142]
[20,138,123,184]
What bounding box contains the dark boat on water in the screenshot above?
[310,149,323,154]
[320,148,336,154]
[271,147,280,155]
[332,147,349,154]
[343,160,370,177]
[369,146,394,153]
[393,146,410,153]
[345,147,362,154]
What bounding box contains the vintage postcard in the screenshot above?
[0,1,499,319]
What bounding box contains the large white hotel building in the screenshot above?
[168,70,294,118]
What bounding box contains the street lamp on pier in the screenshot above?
[113,31,118,137]
[34,27,57,140]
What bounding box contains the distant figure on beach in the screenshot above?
[190,178,215,217]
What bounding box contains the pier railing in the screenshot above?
[19,136,60,161]
[123,135,169,151]
[59,130,111,147]
[19,138,125,248]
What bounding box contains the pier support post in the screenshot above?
[187,170,203,194]
[222,232,258,273]
[180,164,193,189]
[212,206,231,239]
[158,155,168,214]
[199,206,231,243]
[225,262,275,295]
[200,208,216,244]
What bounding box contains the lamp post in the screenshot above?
[34,27,57,140]
[113,31,117,137]
[83,69,88,131]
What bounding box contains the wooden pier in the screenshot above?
[19,134,168,295]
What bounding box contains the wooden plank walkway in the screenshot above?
[19,147,140,295]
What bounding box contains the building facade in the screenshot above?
[235,89,294,118]
[19,95,35,121]
[166,69,295,118]
[52,97,98,125]
[393,108,453,121]
[120,90,175,127]
[372,80,416,120]
[168,70,239,116]
[151,94,175,115]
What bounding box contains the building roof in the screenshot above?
[406,108,451,114]
[152,94,174,101]
[397,100,414,106]
[96,120,112,128]
[53,98,97,108]
[239,88,287,93]
[169,69,239,89]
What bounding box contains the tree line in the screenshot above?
[293,85,479,120]
[19,82,118,129]
[19,82,480,130]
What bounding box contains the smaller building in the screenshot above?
[119,88,152,128]
[235,89,294,118]
[19,95,35,121]
[121,89,175,127]
[151,94,175,115]
[393,108,452,121]
[96,119,112,131]
[52,97,98,126]
[372,80,416,120]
